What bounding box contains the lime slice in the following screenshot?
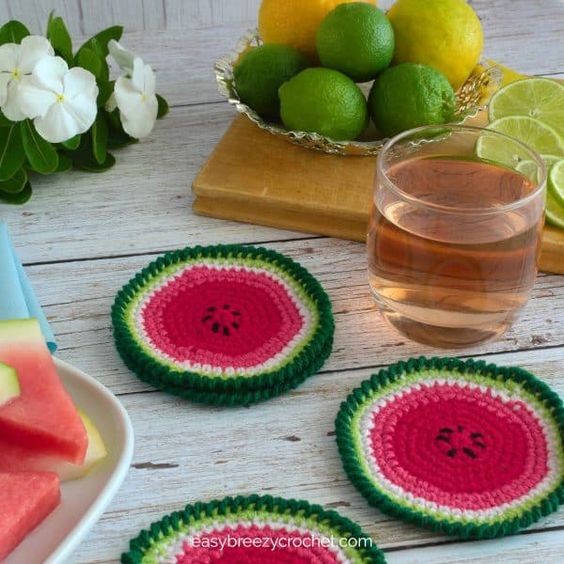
[515,160,539,181]
[546,190,564,230]
[476,117,563,167]
[489,78,564,137]
[548,159,564,207]
[488,116,563,154]
[515,154,561,183]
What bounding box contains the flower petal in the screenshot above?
[130,57,146,93]
[2,78,26,121]
[120,93,158,139]
[33,102,80,143]
[18,36,55,74]
[64,92,98,133]
[142,63,156,97]
[114,75,142,118]
[108,40,135,74]
[18,75,57,119]
[0,73,11,106]
[63,67,98,100]
[32,56,67,94]
[0,44,18,73]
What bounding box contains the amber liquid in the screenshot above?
[368,157,544,348]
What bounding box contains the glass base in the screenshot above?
[378,308,512,349]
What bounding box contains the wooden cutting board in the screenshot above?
[193,67,564,275]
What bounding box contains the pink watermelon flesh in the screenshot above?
[0,319,87,464]
[0,471,60,560]
[0,438,83,481]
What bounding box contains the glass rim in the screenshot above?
[376,124,547,215]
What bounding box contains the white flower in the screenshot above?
[18,56,98,143]
[108,39,134,74]
[0,35,54,121]
[108,40,158,139]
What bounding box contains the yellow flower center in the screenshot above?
[11,68,20,79]
[56,93,65,103]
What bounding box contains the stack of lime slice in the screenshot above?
[477,77,564,229]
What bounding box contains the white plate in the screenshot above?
[6,357,134,564]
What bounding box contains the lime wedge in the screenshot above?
[548,159,564,207]
[489,78,564,137]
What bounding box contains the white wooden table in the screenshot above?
[1,1,563,562]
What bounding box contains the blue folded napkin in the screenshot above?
[0,222,57,352]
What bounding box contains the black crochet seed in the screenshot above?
[435,425,486,459]
[201,304,242,336]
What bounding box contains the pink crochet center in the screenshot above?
[369,383,549,511]
[141,266,305,370]
[176,523,339,563]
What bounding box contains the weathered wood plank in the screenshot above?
[23,237,563,396]
[70,349,564,563]
[387,529,564,563]
[1,104,308,265]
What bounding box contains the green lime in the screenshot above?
[316,3,394,83]
[549,159,564,207]
[368,63,455,137]
[489,78,564,137]
[279,68,368,141]
[233,44,309,120]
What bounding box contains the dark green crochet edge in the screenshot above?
[335,356,564,540]
[121,494,386,564]
[111,244,334,406]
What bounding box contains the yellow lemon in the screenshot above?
[258,0,377,60]
[388,0,483,90]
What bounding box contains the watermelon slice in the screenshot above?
[0,411,108,481]
[0,319,87,464]
[0,471,60,560]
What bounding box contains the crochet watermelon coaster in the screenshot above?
[112,245,334,405]
[336,357,564,539]
[121,495,385,563]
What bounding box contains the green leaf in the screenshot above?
[47,14,73,64]
[0,167,27,193]
[73,152,116,172]
[0,182,32,204]
[92,115,108,164]
[78,25,123,56]
[0,111,14,127]
[55,153,73,172]
[62,134,81,150]
[97,80,114,107]
[156,94,169,119]
[0,21,30,45]
[20,121,59,174]
[76,47,103,79]
[0,125,25,181]
[106,108,122,131]
[108,129,137,150]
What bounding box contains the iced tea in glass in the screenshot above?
[368,125,546,348]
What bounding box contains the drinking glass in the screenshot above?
[368,124,546,348]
